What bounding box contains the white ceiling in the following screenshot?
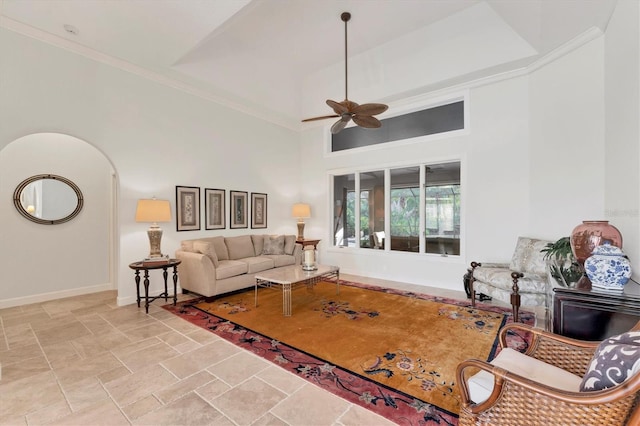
[0,0,618,130]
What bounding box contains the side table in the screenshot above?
[553,283,640,340]
[296,238,320,250]
[129,259,181,313]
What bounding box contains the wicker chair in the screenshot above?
[457,322,640,425]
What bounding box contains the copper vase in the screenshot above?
[570,220,623,266]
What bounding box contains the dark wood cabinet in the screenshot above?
[553,282,640,341]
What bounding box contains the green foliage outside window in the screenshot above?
[390,187,420,237]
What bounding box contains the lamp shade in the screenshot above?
[291,203,311,218]
[135,199,171,223]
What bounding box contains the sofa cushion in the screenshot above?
[262,254,296,268]
[193,241,219,267]
[468,348,582,404]
[225,235,255,260]
[580,331,640,392]
[215,260,248,280]
[284,235,296,255]
[241,256,275,273]
[252,235,265,257]
[211,236,229,260]
[263,235,285,255]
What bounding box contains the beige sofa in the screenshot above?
[175,234,302,297]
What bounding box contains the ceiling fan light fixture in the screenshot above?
[302,12,388,133]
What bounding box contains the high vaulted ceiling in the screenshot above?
[0,0,617,130]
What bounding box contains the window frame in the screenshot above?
[329,159,462,257]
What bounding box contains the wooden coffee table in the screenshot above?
[255,264,340,316]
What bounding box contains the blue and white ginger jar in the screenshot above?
[584,242,632,291]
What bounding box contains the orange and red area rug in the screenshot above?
[163,280,534,425]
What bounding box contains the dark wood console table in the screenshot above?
[129,259,181,313]
[553,282,640,341]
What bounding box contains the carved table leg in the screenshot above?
[143,270,150,314]
[134,270,141,308]
[511,271,524,322]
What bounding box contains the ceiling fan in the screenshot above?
[302,12,388,134]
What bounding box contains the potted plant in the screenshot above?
[540,237,583,287]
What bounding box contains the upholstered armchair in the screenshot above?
[457,322,640,426]
[468,236,552,322]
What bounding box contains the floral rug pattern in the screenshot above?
[164,280,535,425]
[438,306,503,335]
[315,298,380,320]
[362,349,457,408]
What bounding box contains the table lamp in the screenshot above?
[135,198,171,258]
[291,203,311,240]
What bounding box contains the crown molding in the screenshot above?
[0,15,299,131]
[2,15,603,134]
[382,27,604,114]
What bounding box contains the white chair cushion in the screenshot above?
[467,348,582,404]
[473,268,547,293]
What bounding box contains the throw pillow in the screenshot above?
[180,240,195,252]
[211,236,229,260]
[263,235,285,255]
[193,241,219,267]
[251,235,265,256]
[284,235,296,255]
[580,331,640,392]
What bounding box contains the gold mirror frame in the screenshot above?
[13,174,84,225]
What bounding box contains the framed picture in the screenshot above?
[230,190,248,229]
[251,193,267,229]
[205,188,225,230]
[175,186,200,231]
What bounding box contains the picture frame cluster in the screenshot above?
[175,186,267,231]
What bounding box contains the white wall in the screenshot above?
[1,0,638,305]
[0,28,301,307]
[0,133,112,305]
[529,38,606,233]
[300,36,610,291]
[604,0,640,275]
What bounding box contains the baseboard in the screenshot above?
[0,283,114,309]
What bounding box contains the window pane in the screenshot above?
[359,170,384,249]
[390,167,420,252]
[333,174,355,247]
[425,162,460,255]
[332,100,464,152]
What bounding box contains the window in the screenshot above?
[332,162,461,256]
[425,164,460,255]
[360,170,384,249]
[333,173,355,247]
[331,100,464,152]
[390,167,420,252]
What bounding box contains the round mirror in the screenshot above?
[13,174,84,225]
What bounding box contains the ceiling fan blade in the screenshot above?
[331,116,352,134]
[301,114,340,123]
[311,12,388,132]
[352,114,382,129]
[326,99,349,115]
[352,103,388,116]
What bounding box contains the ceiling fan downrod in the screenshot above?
[342,12,350,101]
[300,11,388,133]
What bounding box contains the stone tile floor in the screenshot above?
[0,274,542,425]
